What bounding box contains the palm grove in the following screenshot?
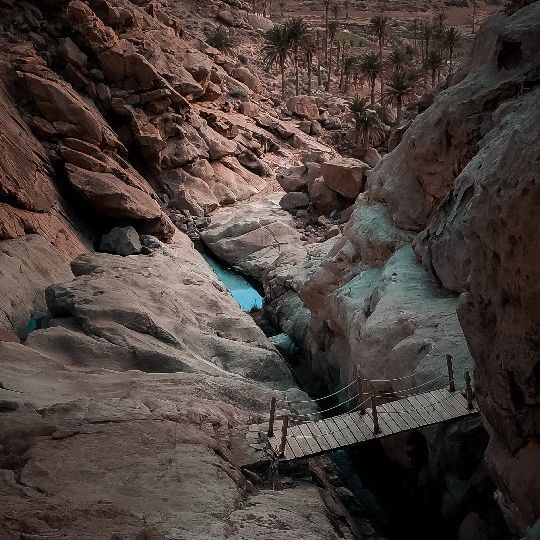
[257,8,461,151]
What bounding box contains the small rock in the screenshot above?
[100,226,142,256]
[322,225,340,241]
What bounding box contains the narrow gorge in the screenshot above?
[0,0,538,539]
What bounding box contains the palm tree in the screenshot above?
[316,29,323,87]
[370,16,389,101]
[263,24,292,98]
[424,49,443,87]
[444,27,460,74]
[341,55,357,93]
[285,18,309,95]
[385,68,418,124]
[359,51,382,105]
[323,0,332,63]
[421,24,433,61]
[332,3,339,19]
[348,95,383,155]
[302,32,317,95]
[386,47,409,73]
[325,20,338,90]
[370,15,389,58]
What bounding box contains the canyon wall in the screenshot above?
[291,2,539,533]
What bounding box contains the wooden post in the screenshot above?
[465,371,474,410]
[371,394,380,434]
[446,354,456,392]
[357,374,366,414]
[279,416,289,455]
[268,396,276,437]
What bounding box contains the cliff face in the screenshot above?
[296,2,540,532]
[0,1,353,538]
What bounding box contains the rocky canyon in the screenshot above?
[0,0,538,539]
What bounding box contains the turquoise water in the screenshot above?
[203,254,263,313]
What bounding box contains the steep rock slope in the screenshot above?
[0,1,352,538]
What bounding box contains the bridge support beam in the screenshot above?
[371,395,380,434]
[446,354,455,392]
[465,371,474,410]
[279,416,289,455]
[268,396,276,437]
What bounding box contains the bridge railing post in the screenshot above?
[446,354,455,392]
[268,396,276,437]
[371,394,380,434]
[357,369,366,414]
[279,415,289,455]
[465,371,474,410]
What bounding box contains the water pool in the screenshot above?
[203,254,263,313]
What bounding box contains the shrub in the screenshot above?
[207,26,235,52]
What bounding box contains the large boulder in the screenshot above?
[286,95,319,120]
[100,226,142,256]
[231,66,262,94]
[320,157,370,199]
[277,163,320,193]
[308,177,340,215]
[279,191,310,211]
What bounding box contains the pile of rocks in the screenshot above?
[277,156,372,225]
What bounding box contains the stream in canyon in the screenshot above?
[203,253,264,312]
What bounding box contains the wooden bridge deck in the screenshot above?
[268,388,479,461]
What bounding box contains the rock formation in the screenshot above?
[0,0,538,537]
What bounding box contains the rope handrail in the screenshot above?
[279,377,359,404]
[374,381,449,400]
[289,392,363,420]
[362,365,441,383]
[290,395,372,425]
[369,375,448,397]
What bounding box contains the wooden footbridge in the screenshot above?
[266,356,479,461]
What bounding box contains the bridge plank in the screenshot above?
[287,425,311,457]
[348,411,375,441]
[397,397,426,428]
[424,390,455,421]
[297,423,323,455]
[284,440,298,460]
[340,412,368,442]
[285,431,305,459]
[375,403,402,433]
[309,421,337,451]
[300,421,327,451]
[382,401,416,431]
[414,392,446,422]
[446,390,474,413]
[317,419,345,449]
[430,389,459,419]
[402,394,438,425]
[327,416,357,446]
[364,407,393,437]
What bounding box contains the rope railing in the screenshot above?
[267,355,475,454]
[279,377,359,405]
[369,374,448,397]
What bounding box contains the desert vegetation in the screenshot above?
[259,2,465,128]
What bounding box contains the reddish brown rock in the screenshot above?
[320,157,370,199]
